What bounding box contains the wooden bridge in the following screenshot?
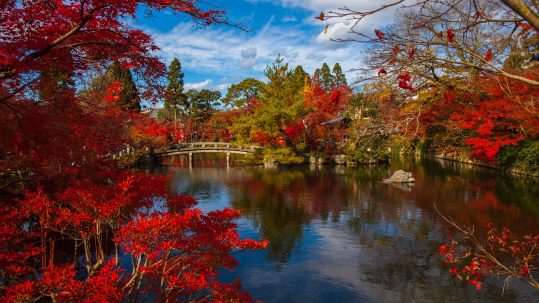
[156,142,261,166]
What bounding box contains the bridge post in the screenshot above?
[226,152,230,168]
[188,152,193,168]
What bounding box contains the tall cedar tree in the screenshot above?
[332,63,347,86]
[88,62,141,112]
[164,58,188,113]
[319,63,334,91]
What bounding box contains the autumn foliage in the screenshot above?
[439,222,539,291]
[449,76,539,163]
[0,1,268,302]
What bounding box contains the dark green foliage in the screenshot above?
[222,78,263,108]
[332,63,347,86]
[186,88,221,121]
[346,134,390,164]
[319,63,333,91]
[164,58,188,113]
[291,65,309,85]
[314,62,347,91]
[498,139,539,174]
[420,124,469,156]
[87,61,141,112]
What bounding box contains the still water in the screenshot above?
[151,155,539,303]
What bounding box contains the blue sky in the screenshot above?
[135,1,398,94]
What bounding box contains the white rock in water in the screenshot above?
[383,170,415,183]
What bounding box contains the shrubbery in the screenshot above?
[498,139,539,174]
[263,148,305,165]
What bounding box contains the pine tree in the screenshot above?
[106,62,141,111]
[313,68,322,82]
[222,78,263,108]
[87,61,141,112]
[319,63,333,91]
[164,58,188,113]
[332,63,347,86]
[232,56,308,153]
[291,65,309,91]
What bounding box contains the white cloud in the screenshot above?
[147,0,408,87]
[184,79,212,90]
[249,0,406,11]
[215,83,231,91]
[151,22,365,82]
[281,15,297,23]
[241,47,258,59]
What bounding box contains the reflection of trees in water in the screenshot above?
[379,158,539,236]
[358,238,523,303]
[227,168,363,267]
[159,156,538,300]
[226,160,538,267]
[343,197,527,302]
[340,159,538,301]
[229,170,310,268]
[494,175,539,218]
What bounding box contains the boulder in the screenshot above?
[383,170,415,183]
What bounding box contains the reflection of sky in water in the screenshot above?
[158,156,539,303]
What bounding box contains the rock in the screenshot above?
[309,156,317,164]
[383,170,415,183]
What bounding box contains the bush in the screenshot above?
[498,139,539,174]
[263,147,305,165]
[346,134,389,164]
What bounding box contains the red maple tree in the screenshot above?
[0,1,268,302]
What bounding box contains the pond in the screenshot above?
[148,155,539,303]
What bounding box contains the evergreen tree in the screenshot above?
[232,56,308,153]
[164,58,188,113]
[87,61,141,112]
[186,88,221,120]
[332,63,348,86]
[291,65,309,91]
[185,88,221,141]
[319,63,333,91]
[313,68,322,82]
[222,78,263,108]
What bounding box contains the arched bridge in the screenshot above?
[156,142,261,166]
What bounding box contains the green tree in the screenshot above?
[222,78,263,108]
[313,68,321,83]
[87,61,141,112]
[332,63,347,86]
[187,89,221,118]
[186,88,221,141]
[319,63,333,91]
[164,58,188,112]
[159,58,188,132]
[232,56,308,154]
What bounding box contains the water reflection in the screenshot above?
[156,155,539,303]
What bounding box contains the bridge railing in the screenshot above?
[166,142,261,152]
